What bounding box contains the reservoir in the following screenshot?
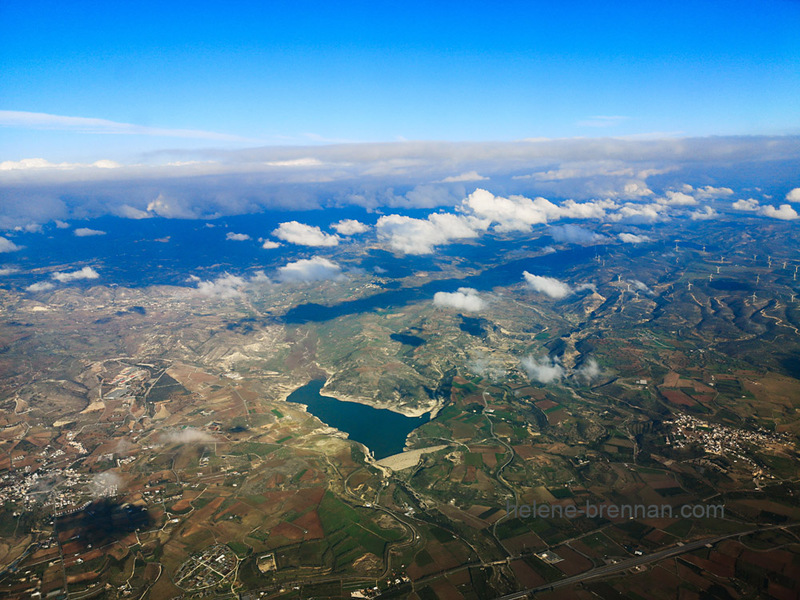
[286,379,429,460]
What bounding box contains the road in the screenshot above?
[492,523,800,599]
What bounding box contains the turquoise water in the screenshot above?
[285,379,429,459]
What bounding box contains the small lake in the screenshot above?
[285,379,429,460]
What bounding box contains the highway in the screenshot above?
[492,523,799,599]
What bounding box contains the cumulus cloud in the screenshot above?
[0,237,21,252]
[332,219,370,235]
[74,227,106,237]
[226,232,251,241]
[628,279,654,294]
[683,184,734,200]
[51,266,100,282]
[0,266,19,275]
[160,428,215,445]
[55,220,70,228]
[261,239,281,249]
[660,191,697,206]
[606,202,667,223]
[277,257,343,282]
[26,281,55,292]
[759,204,799,220]
[520,356,565,383]
[573,358,602,383]
[115,204,151,219]
[618,233,652,243]
[467,352,507,380]
[192,271,271,297]
[433,288,487,312]
[193,273,247,298]
[732,198,760,211]
[550,224,607,244]
[273,221,340,246]
[457,189,614,233]
[440,170,488,182]
[690,206,718,221]
[146,194,205,219]
[89,472,124,499]
[523,272,572,299]
[376,212,485,254]
[786,188,800,202]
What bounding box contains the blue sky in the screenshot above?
[1,0,799,162]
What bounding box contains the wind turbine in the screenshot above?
[708,274,713,282]
[626,283,631,292]
[751,292,757,303]
[702,245,706,253]
[687,282,693,291]
[791,293,796,303]
[716,266,721,274]
[756,274,760,284]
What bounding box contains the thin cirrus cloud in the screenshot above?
[0,110,255,142]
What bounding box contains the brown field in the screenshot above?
[552,545,593,576]
[660,389,696,406]
[503,532,546,555]
[430,580,465,600]
[534,399,559,411]
[510,559,545,588]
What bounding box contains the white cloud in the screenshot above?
[618,233,652,243]
[660,191,697,206]
[550,224,607,244]
[759,204,799,220]
[51,266,100,282]
[682,184,734,200]
[273,221,340,246]
[0,267,19,275]
[55,220,70,228]
[458,189,614,233]
[0,110,251,142]
[74,227,106,237]
[0,237,22,252]
[376,212,485,254]
[467,353,507,380]
[115,204,152,219]
[261,239,281,249]
[0,157,122,171]
[194,273,246,298]
[690,206,718,220]
[628,279,653,294]
[607,203,667,223]
[786,188,800,202]
[520,356,565,383]
[263,158,324,167]
[433,288,487,312]
[523,272,572,299]
[440,170,488,182]
[732,198,760,211]
[192,271,271,297]
[226,232,251,241]
[574,358,602,383]
[332,219,370,235]
[146,194,201,219]
[277,257,343,282]
[161,428,215,445]
[26,281,55,292]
